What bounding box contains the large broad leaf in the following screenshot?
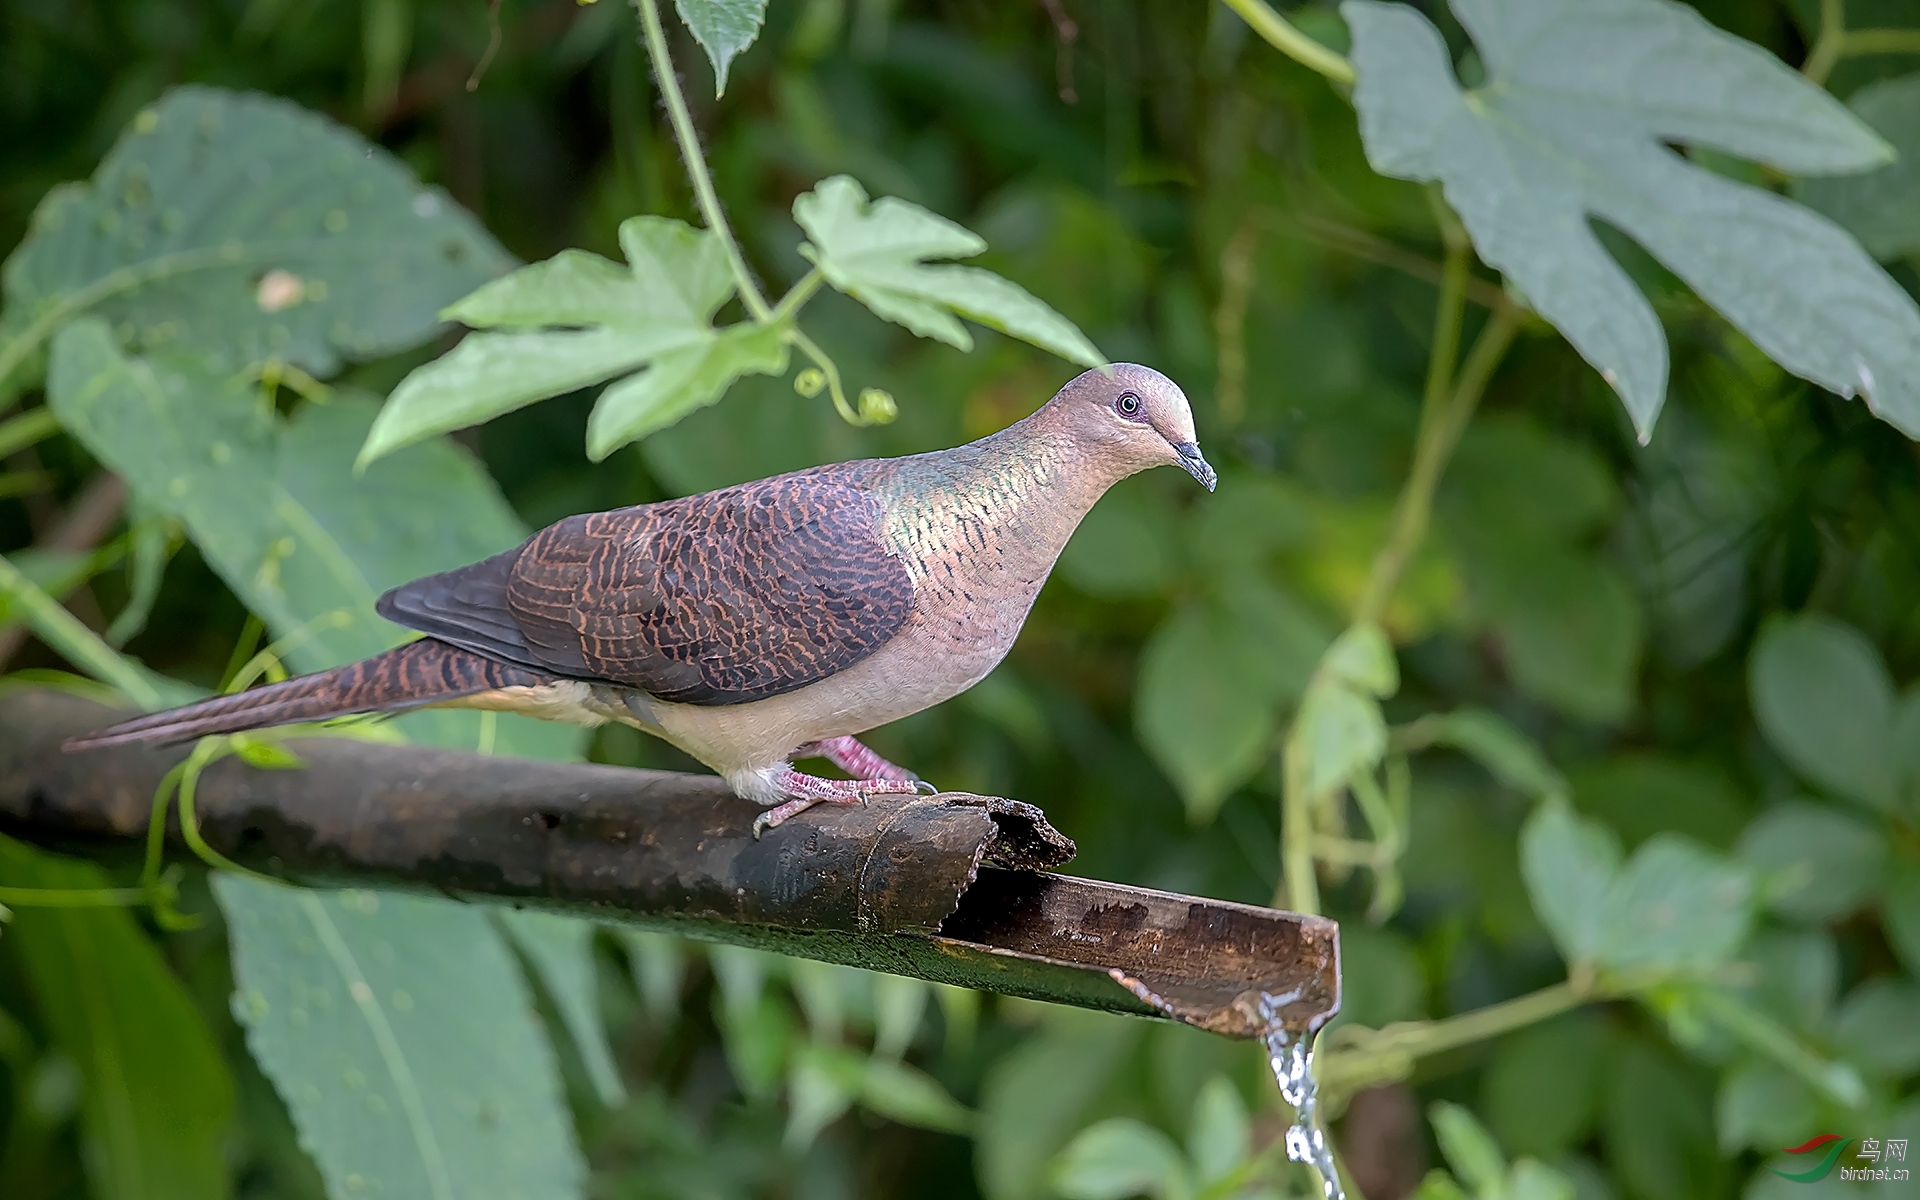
[1519,797,1624,967]
[1135,579,1326,822]
[216,879,586,1200]
[1796,73,1920,260]
[48,319,603,1197]
[362,217,742,464]
[0,86,507,380]
[1748,613,1900,812]
[1735,802,1887,923]
[499,911,626,1107]
[1047,1118,1190,1200]
[674,0,769,96]
[0,834,234,1200]
[1343,0,1919,439]
[794,176,1104,368]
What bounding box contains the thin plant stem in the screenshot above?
[0,409,60,461]
[769,269,824,324]
[632,0,773,322]
[1316,979,1598,1102]
[1352,305,1518,629]
[1803,0,1847,84]
[1842,28,1920,57]
[788,328,861,424]
[1220,0,1355,86]
[0,550,164,709]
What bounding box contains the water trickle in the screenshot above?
[1260,999,1345,1200]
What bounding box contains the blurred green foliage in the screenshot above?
[3,0,1920,1198]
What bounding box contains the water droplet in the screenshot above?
[290,1007,309,1028]
[368,1094,389,1114]
[168,477,189,498]
[392,989,413,1012]
[345,1172,367,1192]
[412,192,441,218]
[343,1068,365,1089]
[1261,998,1345,1200]
[210,442,232,464]
[323,209,349,234]
[134,109,159,133]
[349,981,374,1004]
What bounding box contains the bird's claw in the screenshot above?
[912,779,939,796]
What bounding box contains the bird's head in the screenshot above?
[1047,363,1216,491]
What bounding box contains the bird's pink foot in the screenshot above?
[793,736,926,784]
[751,768,937,837]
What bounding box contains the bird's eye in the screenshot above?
[1116,392,1141,417]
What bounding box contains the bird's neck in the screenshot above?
[885,408,1134,587]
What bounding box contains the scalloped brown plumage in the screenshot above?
[68,363,1214,829]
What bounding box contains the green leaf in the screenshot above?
[785,1043,860,1151]
[1343,0,1920,438]
[1735,802,1887,923]
[1887,866,1920,978]
[1478,547,1643,724]
[1134,600,1279,822]
[794,176,1103,367]
[1749,613,1900,812]
[1320,623,1397,696]
[615,215,737,325]
[0,834,234,1200]
[976,1019,1140,1200]
[367,218,740,464]
[1602,1041,1723,1200]
[360,330,695,467]
[857,1057,974,1135]
[45,317,576,758]
[1520,797,1622,966]
[614,929,687,1024]
[215,879,585,1200]
[585,321,790,461]
[499,911,625,1107]
[1292,681,1388,798]
[1048,1118,1191,1200]
[1415,707,1567,801]
[1832,978,1920,1077]
[1506,1159,1577,1200]
[871,974,929,1061]
[1482,1014,1607,1160]
[1795,73,1920,260]
[1429,1101,1506,1193]
[1,86,508,377]
[673,0,769,96]
[1185,1077,1250,1188]
[1714,1059,1815,1155]
[1412,1171,1470,1200]
[1591,837,1754,975]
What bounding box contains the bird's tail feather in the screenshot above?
[63,639,549,751]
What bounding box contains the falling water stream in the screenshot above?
[1260,998,1345,1200]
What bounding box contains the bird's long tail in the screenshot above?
[63,638,550,751]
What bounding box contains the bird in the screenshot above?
[67,363,1215,833]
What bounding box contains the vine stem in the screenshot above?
[632,0,773,323]
[0,550,164,709]
[1315,979,1598,1102]
[1352,281,1517,628]
[1221,0,1355,86]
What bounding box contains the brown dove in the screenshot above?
[68,364,1215,832]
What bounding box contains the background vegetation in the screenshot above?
[2,0,1919,1198]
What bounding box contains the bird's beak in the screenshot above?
[1171,441,1217,492]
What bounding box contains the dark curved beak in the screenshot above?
[1172,442,1217,492]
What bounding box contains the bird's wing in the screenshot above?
[378,470,916,706]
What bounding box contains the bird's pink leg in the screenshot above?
[794,735,923,783]
[752,764,937,836]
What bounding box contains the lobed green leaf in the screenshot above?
[1345,0,1920,439]
[795,176,1103,368]
[585,321,790,461]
